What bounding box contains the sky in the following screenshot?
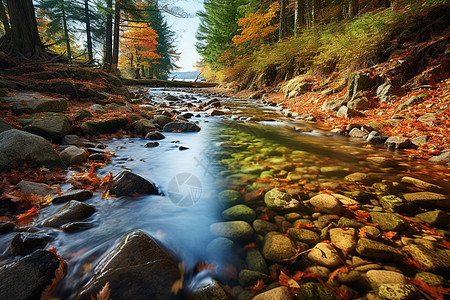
[163,0,204,72]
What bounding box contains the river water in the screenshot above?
[0,88,449,298]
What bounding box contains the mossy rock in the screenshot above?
[39,80,79,98]
[28,71,63,80]
[81,117,128,135]
[67,67,92,81]
[297,282,341,300]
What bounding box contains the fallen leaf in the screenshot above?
[249,279,267,291]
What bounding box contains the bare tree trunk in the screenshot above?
[61,4,72,63]
[348,0,359,19]
[84,0,93,61]
[1,0,45,58]
[0,0,10,36]
[294,0,305,37]
[104,0,113,71]
[111,0,120,72]
[279,0,286,41]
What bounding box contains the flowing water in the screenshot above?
[0,88,449,298]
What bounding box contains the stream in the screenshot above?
[1,87,449,299]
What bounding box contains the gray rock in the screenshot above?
[369,212,408,231]
[321,98,345,111]
[401,176,443,193]
[297,282,341,300]
[74,109,93,121]
[89,104,107,114]
[307,242,342,268]
[253,219,278,235]
[397,94,426,111]
[60,222,94,232]
[21,113,72,140]
[0,129,64,170]
[252,286,292,300]
[0,92,68,115]
[135,119,158,135]
[238,269,272,286]
[385,136,411,149]
[0,117,13,133]
[145,131,166,140]
[289,228,320,245]
[336,106,365,118]
[411,135,429,147]
[145,142,159,147]
[366,270,407,289]
[0,250,65,300]
[355,238,403,260]
[152,115,173,127]
[74,230,180,300]
[246,248,268,274]
[206,237,237,255]
[308,266,331,280]
[429,149,450,163]
[52,190,93,204]
[17,180,58,196]
[43,200,96,228]
[329,228,357,252]
[403,244,450,272]
[107,170,157,197]
[10,232,52,256]
[60,146,88,166]
[264,188,301,212]
[376,82,396,102]
[415,210,448,227]
[219,190,242,209]
[337,217,365,228]
[163,121,201,132]
[367,131,386,144]
[186,278,229,300]
[309,194,343,214]
[262,232,297,263]
[222,204,256,223]
[377,283,418,300]
[210,221,253,242]
[403,192,449,208]
[81,117,128,135]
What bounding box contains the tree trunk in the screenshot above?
[61,4,72,63]
[84,0,93,61]
[0,0,10,36]
[279,0,286,41]
[1,0,44,58]
[348,0,359,19]
[104,0,113,71]
[294,0,305,37]
[111,0,120,72]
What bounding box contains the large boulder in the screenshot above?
[81,117,128,135]
[0,117,13,133]
[135,119,157,136]
[106,170,157,197]
[347,72,378,101]
[0,129,64,170]
[0,92,68,115]
[0,250,65,300]
[21,113,72,140]
[10,232,53,256]
[163,121,201,132]
[74,230,180,300]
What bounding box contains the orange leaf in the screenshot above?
[244,242,258,249]
[383,231,398,241]
[90,282,111,300]
[409,278,450,300]
[249,279,267,291]
[278,271,300,289]
[196,260,217,274]
[329,266,349,281]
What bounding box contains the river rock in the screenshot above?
[210,221,253,242]
[263,232,297,262]
[252,286,292,300]
[297,282,341,300]
[145,142,159,147]
[415,272,447,286]
[163,121,201,132]
[415,210,448,227]
[377,283,418,300]
[403,244,450,272]
[186,278,229,300]
[43,200,95,228]
[429,149,450,163]
[309,194,343,214]
[0,92,68,115]
[0,129,64,170]
[246,248,268,274]
[403,192,449,208]
[0,250,65,300]
[152,115,173,127]
[349,128,366,138]
[21,113,72,140]
[379,195,411,213]
[289,228,320,245]
[238,269,272,286]
[385,136,411,149]
[206,237,237,255]
[400,176,443,193]
[81,117,128,135]
[329,228,357,252]
[52,190,93,204]
[360,225,382,239]
[0,117,13,133]
[253,219,278,235]
[411,135,429,147]
[10,232,52,256]
[369,212,407,231]
[60,222,94,232]
[89,104,107,114]
[337,217,365,228]
[145,131,166,140]
[17,180,58,196]
[60,146,88,166]
[218,190,242,209]
[135,119,157,135]
[264,188,301,212]
[355,238,403,260]
[74,230,180,300]
[307,242,342,268]
[366,270,407,289]
[106,170,157,197]
[0,222,15,234]
[222,204,256,223]
[366,131,387,144]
